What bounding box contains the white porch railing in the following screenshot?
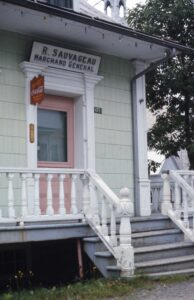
[0,168,85,222]
[85,170,134,277]
[162,170,194,242]
[150,174,174,213]
[0,168,134,276]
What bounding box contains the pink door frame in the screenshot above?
[37,94,74,214]
[38,94,74,168]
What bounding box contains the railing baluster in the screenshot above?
[101,195,108,237]
[7,173,15,218]
[71,174,78,214]
[81,174,90,215]
[183,190,189,228]
[110,203,117,247]
[59,174,66,215]
[161,172,172,215]
[34,174,41,216]
[174,182,181,219]
[115,188,134,275]
[89,183,100,226]
[20,173,28,217]
[152,187,160,213]
[46,174,54,216]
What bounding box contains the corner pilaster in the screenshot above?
[84,74,103,170]
[132,61,151,216]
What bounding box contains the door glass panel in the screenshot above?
[38,109,67,162]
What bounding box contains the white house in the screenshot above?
[0,0,194,284]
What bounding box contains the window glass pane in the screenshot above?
[38,109,67,162]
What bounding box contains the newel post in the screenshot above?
[115,187,134,276]
[161,171,172,215]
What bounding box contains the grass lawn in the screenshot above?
[0,275,190,300]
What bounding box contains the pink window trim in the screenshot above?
[37,94,74,168]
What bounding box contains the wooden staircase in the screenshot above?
[83,215,194,278]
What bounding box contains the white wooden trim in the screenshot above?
[132,61,151,216]
[20,62,103,170]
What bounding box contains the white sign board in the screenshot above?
[30,42,101,74]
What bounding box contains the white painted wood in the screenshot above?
[110,203,117,247]
[101,196,108,237]
[59,174,66,215]
[132,60,151,217]
[174,182,181,218]
[166,170,194,243]
[84,74,103,170]
[7,173,15,218]
[20,62,103,172]
[20,173,28,217]
[1,168,85,220]
[34,173,41,216]
[71,174,78,214]
[161,173,172,215]
[114,187,134,275]
[183,191,189,228]
[81,174,90,215]
[89,182,100,226]
[46,174,54,216]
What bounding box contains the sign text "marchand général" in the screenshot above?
[30,42,101,74]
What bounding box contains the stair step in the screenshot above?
[106,265,121,271]
[83,237,100,243]
[132,228,183,247]
[134,241,194,262]
[132,228,181,239]
[136,254,194,267]
[134,241,193,253]
[106,265,121,278]
[147,268,194,278]
[135,254,194,274]
[95,251,112,258]
[131,215,177,233]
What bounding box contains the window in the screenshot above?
[38,109,67,162]
[37,95,74,168]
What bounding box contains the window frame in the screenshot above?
[37,94,74,168]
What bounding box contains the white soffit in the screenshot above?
[0,1,169,62]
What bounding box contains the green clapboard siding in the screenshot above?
[95,55,134,200]
[0,30,28,167]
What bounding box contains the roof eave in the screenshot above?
[2,0,194,55]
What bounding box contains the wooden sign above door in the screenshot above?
[30,75,44,105]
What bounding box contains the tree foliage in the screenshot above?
[128,0,194,168]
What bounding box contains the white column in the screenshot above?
[20,63,45,215]
[84,74,103,170]
[132,61,151,216]
[20,63,42,169]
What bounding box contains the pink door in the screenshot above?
[37,95,74,214]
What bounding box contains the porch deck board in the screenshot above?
[0,222,95,244]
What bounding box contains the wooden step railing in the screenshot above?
[85,170,134,277]
[162,170,194,242]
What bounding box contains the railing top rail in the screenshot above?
[175,170,194,175]
[87,170,120,207]
[170,170,194,198]
[0,167,85,175]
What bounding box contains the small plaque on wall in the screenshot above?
[94,107,102,114]
[31,75,44,105]
[29,123,35,143]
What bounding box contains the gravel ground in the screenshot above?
[127,277,194,300]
